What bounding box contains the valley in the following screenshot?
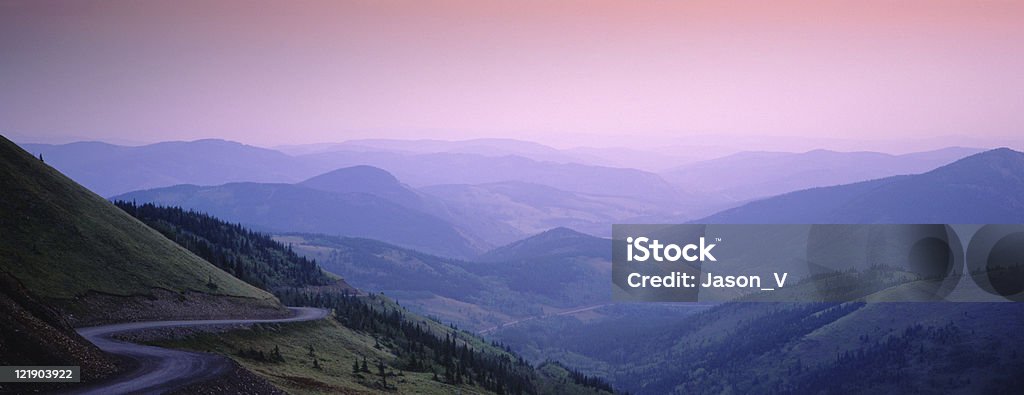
[6,3,1023,393]
[4,134,1024,394]
[0,136,613,394]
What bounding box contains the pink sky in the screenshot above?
[1,0,1023,149]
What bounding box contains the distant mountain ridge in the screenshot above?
[478,227,609,263]
[299,165,435,213]
[663,146,981,202]
[279,138,579,163]
[700,147,1024,223]
[22,139,323,197]
[112,181,483,259]
[299,150,688,206]
[422,181,652,245]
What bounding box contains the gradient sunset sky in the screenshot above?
[2,0,1022,150]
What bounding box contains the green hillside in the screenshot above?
[156,293,614,395]
[0,135,275,303]
[112,201,348,294]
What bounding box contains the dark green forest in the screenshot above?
[114,200,335,291]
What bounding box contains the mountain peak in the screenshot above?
[298,166,418,208]
[303,165,399,184]
[538,226,591,238]
[926,147,1024,177]
[478,226,608,262]
[700,146,1024,224]
[956,147,1021,161]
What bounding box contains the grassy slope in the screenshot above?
[156,296,610,395]
[0,135,273,301]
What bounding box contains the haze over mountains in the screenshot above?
[19,137,988,248]
[1,135,611,394]
[662,147,983,202]
[278,226,612,331]
[488,147,1024,394]
[8,131,1024,394]
[112,179,483,259]
[701,148,1024,224]
[22,139,321,197]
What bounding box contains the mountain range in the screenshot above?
[8,132,1024,394]
[278,227,612,331]
[700,148,1024,223]
[489,147,1024,394]
[0,135,612,394]
[112,175,483,259]
[21,138,987,236]
[662,147,981,203]
[22,139,324,197]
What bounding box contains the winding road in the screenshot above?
[63,307,329,395]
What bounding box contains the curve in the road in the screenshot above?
[62,307,329,395]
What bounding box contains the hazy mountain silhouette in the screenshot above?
[300,150,690,208]
[700,148,1024,223]
[113,182,482,258]
[664,147,981,202]
[490,150,1024,394]
[422,181,656,245]
[19,138,711,218]
[281,138,580,163]
[478,227,609,263]
[470,228,611,307]
[299,165,430,211]
[281,228,613,328]
[21,139,323,197]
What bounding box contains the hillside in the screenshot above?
[0,136,280,321]
[479,227,609,263]
[274,234,526,328]
[112,182,483,258]
[0,135,286,391]
[154,293,614,395]
[470,228,611,308]
[496,301,1024,394]
[94,201,612,394]
[113,201,351,295]
[700,148,1024,224]
[0,272,119,391]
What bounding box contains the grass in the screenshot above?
[154,316,492,394]
[0,135,274,301]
